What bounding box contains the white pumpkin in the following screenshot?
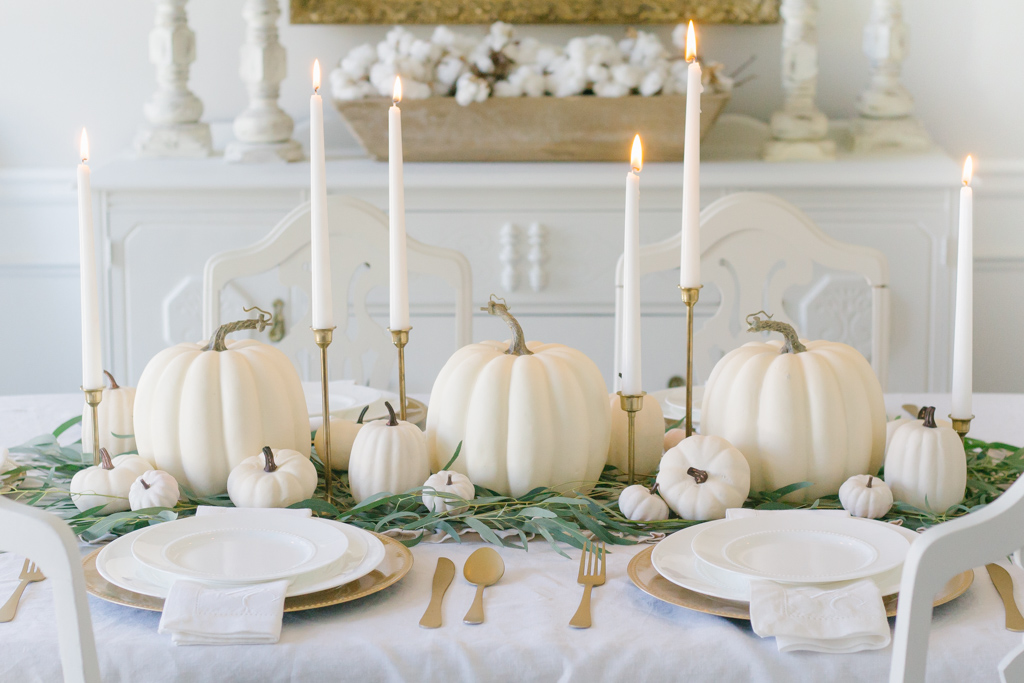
[313,406,369,471]
[618,483,670,521]
[886,410,951,452]
[656,435,751,521]
[82,370,137,456]
[422,470,475,514]
[227,447,318,509]
[426,298,611,497]
[129,470,181,511]
[701,312,886,502]
[664,428,686,452]
[839,474,893,519]
[0,447,15,477]
[133,311,311,497]
[70,448,154,514]
[349,402,431,503]
[884,406,966,513]
[607,394,664,477]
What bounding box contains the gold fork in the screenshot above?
[569,540,606,629]
[0,559,46,622]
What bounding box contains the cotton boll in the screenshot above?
[369,62,398,96]
[377,42,397,65]
[340,43,376,80]
[594,79,630,98]
[473,52,496,75]
[631,32,668,68]
[436,55,466,86]
[520,70,546,97]
[402,79,432,100]
[508,37,541,65]
[330,71,367,101]
[566,37,589,67]
[455,73,491,106]
[535,46,563,70]
[493,79,523,98]
[410,38,442,65]
[671,23,688,51]
[432,25,456,47]
[612,63,643,89]
[487,21,515,51]
[548,69,587,97]
[639,68,666,96]
[586,64,610,83]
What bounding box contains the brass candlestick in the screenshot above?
[949,414,974,443]
[313,327,336,504]
[618,392,645,485]
[390,328,411,421]
[81,386,103,466]
[679,286,702,437]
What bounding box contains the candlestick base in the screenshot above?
[389,328,412,422]
[618,392,645,486]
[313,327,336,504]
[81,386,104,466]
[949,414,974,444]
[679,286,703,438]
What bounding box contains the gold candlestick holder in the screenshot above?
[679,285,702,437]
[949,414,974,443]
[390,328,411,421]
[313,327,336,504]
[618,392,645,485]
[81,386,103,466]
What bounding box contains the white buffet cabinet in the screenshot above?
[92,134,961,395]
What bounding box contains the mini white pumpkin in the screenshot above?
[422,470,475,514]
[314,406,370,472]
[618,483,670,521]
[70,448,154,514]
[838,474,893,519]
[607,394,664,476]
[886,409,952,452]
[884,406,966,513]
[82,371,137,456]
[129,470,181,511]
[349,402,431,503]
[664,428,686,452]
[656,435,751,521]
[227,446,318,509]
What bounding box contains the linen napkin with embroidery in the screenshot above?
[158,579,288,645]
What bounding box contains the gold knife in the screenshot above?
[420,558,456,629]
[986,563,1024,632]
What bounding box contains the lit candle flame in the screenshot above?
[962,155,973,186]
[313,60,321,93]
[685,21,697,63]
[631,134,643,173]
[80,128,89,163]
[393,76,402,105]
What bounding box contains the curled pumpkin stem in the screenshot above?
[686,467,709,484]
[384,401,399,426]
[98,447,114,471]
[746,311,807,355]
[103,370,120,390]
[262,446,278,473]
[203,306,273,352]
[481,294,533,357]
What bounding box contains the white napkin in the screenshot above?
[749,578,891,653]
[726,508,850,520]
[158,579,288,646]
[195,505,312,518]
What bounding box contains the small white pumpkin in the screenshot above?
[656,435,751,521]
[82,370,137,456]
[422,470,475,514]
[664,428,686,452]
[349,402,431,503]
[129,470,181,511]
[314,406,370,472]
[227,447,318,509]
[618,483,670,522]
[838,474,893,519]
[884,406,967,513]
[70,448,154,514]
[886,409,952,453]
[607,394,664,476]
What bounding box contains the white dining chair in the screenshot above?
[613,192,891,390]
[890,474,1024,682]
[203,195,473,387]
[0,497,100,683]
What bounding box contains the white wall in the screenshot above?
[1,0,1022,395]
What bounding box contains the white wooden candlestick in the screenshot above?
[134,0,212,158]
[225,0,303,164]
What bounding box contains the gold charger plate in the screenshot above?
[83,531,413,613]
[627,544,974,619]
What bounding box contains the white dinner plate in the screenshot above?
[131,513,350,584]
[651,518,917,602]
[98,519,385,599]
[649,387,703,425]
[303,381,382,419]
[691,514,911,584]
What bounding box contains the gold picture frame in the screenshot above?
[291,0,780,26]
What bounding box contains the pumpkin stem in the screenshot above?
[921,406,937,428]
[203,306,273,352]
[103,370,120,390]
[446,473,453,486]
[262,446,278,473]
[141,476,151,490]
[867,476,873,489]
[650,482,661,496]
[98,447,114,470]
[686,467,709,484]
[481,295,533,356]
[745,311,807,354]
[357,405,370,424]
[384,401,399,426]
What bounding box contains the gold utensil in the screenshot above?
[462,547,504,625]
[569,540,606,629]
[986,563,1024,631]
[420,557,456,629]
[0,559,45,623]
[902,404,921,418]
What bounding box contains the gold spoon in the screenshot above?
[463,547,504,625]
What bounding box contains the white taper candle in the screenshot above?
[622,135,644,396]
[951,156,973,419]
[680,21,703,289]
[310,60,334,329]
[77,129,103,391]
[389,77,410,331]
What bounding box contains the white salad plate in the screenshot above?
[98,519,385,599]
[131,514,350,584]
[690,514,911,584]
[650,387,703,425]
[303,381,382,419]
[651,518,917,602]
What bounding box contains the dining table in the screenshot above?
[1,391,1023,683]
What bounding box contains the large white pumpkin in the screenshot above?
[133,311,311,498]
[884,406,966,513]
[701,312,886,502]
[426,299,611,497]
[82,370,137,456]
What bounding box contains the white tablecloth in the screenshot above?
[1,393,1023,682]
